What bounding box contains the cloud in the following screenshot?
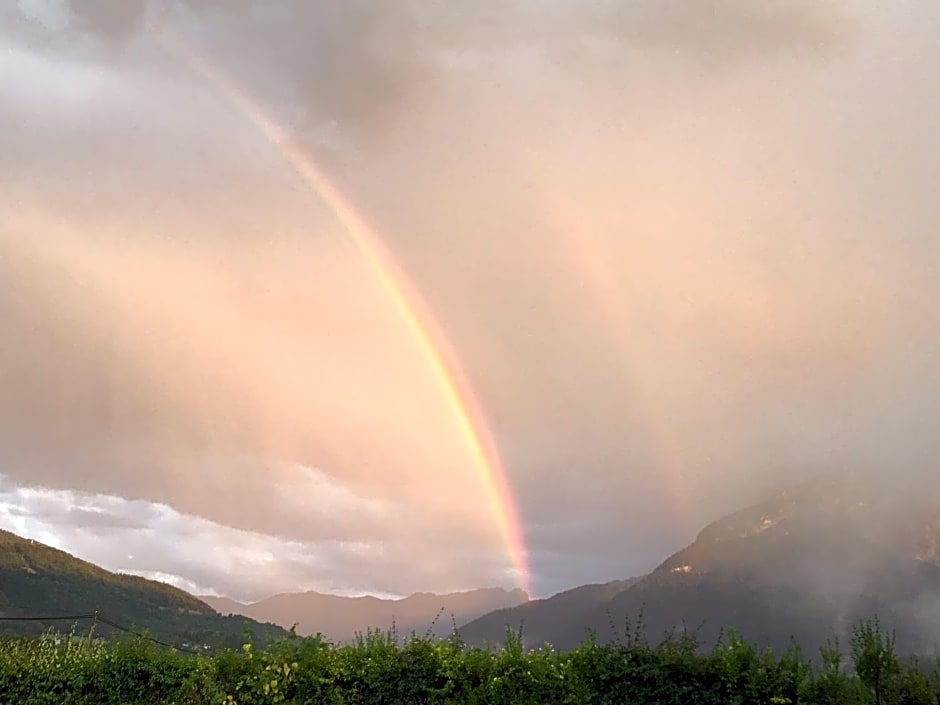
[6,0,851,145]
[0,477,517,600]
[1,0,938,602]
[17,0,70,32]
[68,0,146,39]
[580,0,849,61]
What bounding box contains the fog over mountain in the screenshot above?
[460,474,940,656]
[1,1,938,601]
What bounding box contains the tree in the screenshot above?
[851,617,900,705]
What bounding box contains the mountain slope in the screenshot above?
[202,587,530,643]
[460,474,940,655]
[455,578,641,649]
[0,530,287,649]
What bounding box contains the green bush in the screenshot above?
[3,618,940,704]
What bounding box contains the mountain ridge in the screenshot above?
[7,472,940,656]
[201,586,530,643]
[0,529,287,650]
[458,473,940,656]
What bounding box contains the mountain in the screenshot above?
[453,578,642,650]
[459,473,940,656]
[0,529,287,650]
[200,595,246,617]
[201,587,530,643]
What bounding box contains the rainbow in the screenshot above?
[152,25,531,597]
[548,201,698,542]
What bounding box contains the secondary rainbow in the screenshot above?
[154,26,531,597]
[567,234,697,540]
[543,192,698,542]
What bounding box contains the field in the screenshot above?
[0,618,937,704]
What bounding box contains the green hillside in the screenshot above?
[0,530,287,650]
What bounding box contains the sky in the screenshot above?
[0,0,938,602]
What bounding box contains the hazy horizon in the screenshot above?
[1,0,938,603]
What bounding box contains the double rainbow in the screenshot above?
[154,26,531,597]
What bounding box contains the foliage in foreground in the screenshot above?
[2,618,940,705]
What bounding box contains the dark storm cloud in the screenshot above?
[8,0,850,143]
[187,0,849,138]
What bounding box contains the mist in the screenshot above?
[1,0,938,600]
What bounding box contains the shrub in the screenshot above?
[2,617,940,704]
